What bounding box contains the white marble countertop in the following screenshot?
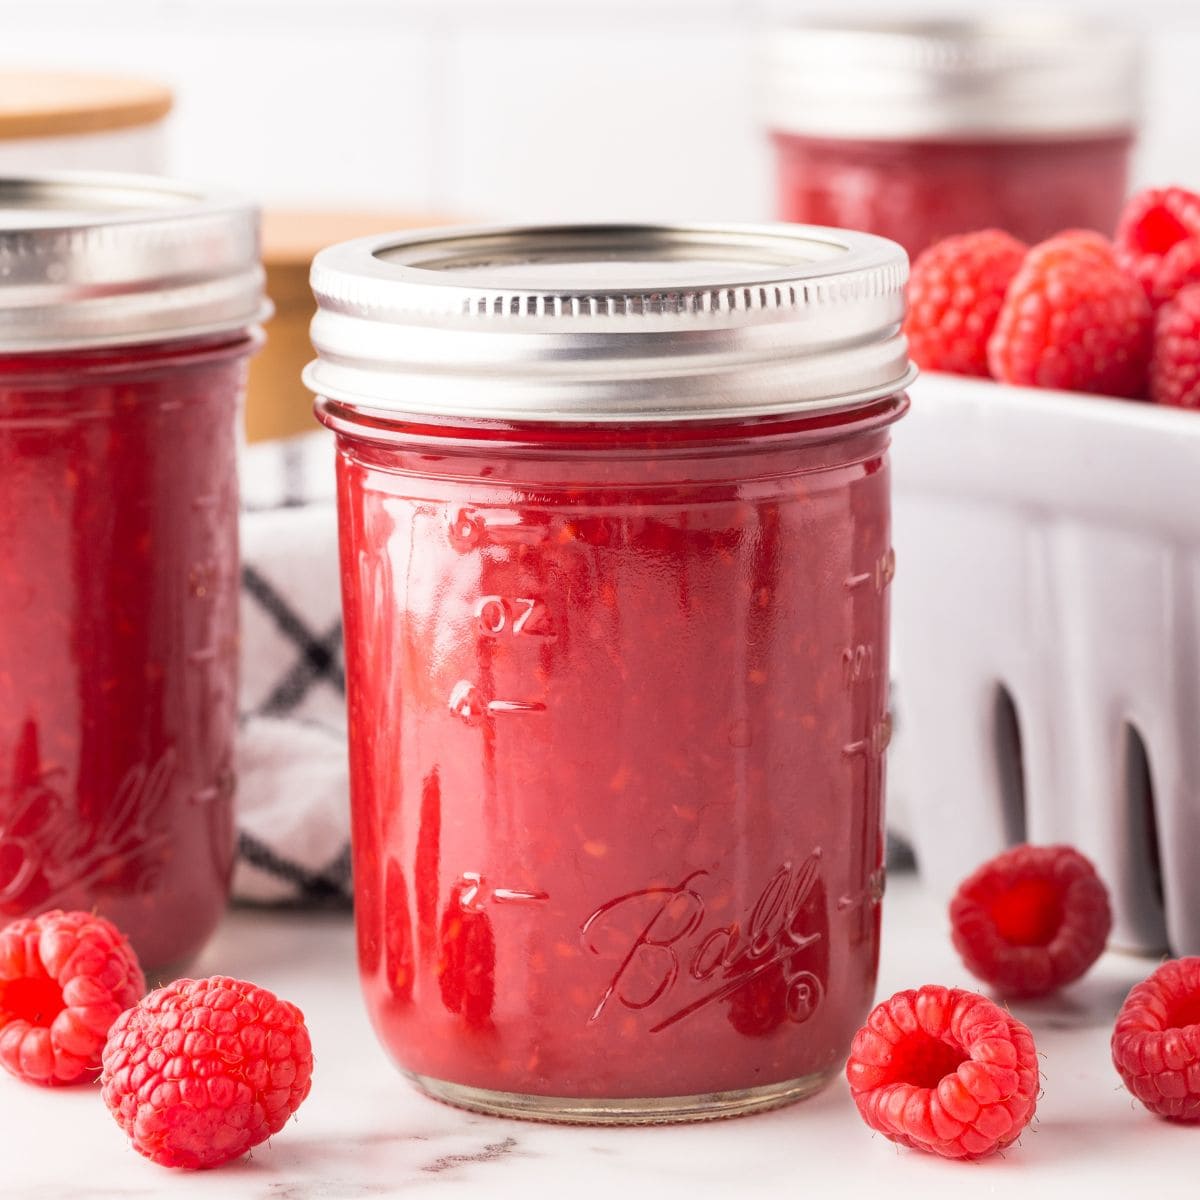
[0,870,1191,1198]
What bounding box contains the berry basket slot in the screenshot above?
[887,372,1200,956]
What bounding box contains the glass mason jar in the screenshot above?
[307,224,914,1123]
[0,175,267,970]
[763,19,1142,259]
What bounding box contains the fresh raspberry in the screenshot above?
[1150,283,1200,408]
[1112,957,1200,1121]
[904,230,1028,376]
[101,976,313,1169]
[846,985,1039,1159]
[987,230,1153,398]
[950,844,1112,998]
[1115,186,1200,306]
[0,909,144,1087]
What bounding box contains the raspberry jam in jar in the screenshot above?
[764,19,1142,258]
[0,175,266,969]
[307,224,914,1122]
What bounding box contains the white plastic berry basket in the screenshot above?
[887,372,1200,957]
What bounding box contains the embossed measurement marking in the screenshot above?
[448,680,546,725]
[474,595,553,639]
[457,872,549,912]
[449,502,554,724]
[485,699,546,714]
[837,867,887,911]
[448,507,548,552]
[842,714,892,759]
[840,642,877,684]
[844,547,896,593]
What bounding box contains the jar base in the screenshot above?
[406,1069,835,1125]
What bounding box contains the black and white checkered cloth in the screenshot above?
[237,432,351,906]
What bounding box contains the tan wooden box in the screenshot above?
[246,211,450,443]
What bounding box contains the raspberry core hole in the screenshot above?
[1135,207,1190,255]
[989,878,1063,947]
[0,976,65,1026]
[890,1031,969,1090]
[1166,992,1200,1032]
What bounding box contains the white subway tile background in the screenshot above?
[3,0,1200,223]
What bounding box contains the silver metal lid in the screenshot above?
[764,17,1142,141]
[0,172,268,351]
[305,223,914,424]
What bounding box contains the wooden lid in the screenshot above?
[263,210,456,306]
[263,210,453,266]
[0,72,173,139]
[251,212,455,443]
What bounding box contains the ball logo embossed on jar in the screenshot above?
[580,851,827,1035]
[0,744,176,914]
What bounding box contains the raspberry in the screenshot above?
[1112,957,1200,1121]
[0,909,144,1087]
[987,230,1153,398]
[950,844,1112,998]
[846,985,1039,1159]
[1150,283,1200,408]
[904,230,1028,376]
[101,976,313,1169]
[1115,186,1200,306]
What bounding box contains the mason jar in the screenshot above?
[0,174,267,970]
[764,19,1142,258]
[306,223,913,1122]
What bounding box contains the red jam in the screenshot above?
[772,132,1133,259]
[0,337,253,969]
[325,397,903,1104]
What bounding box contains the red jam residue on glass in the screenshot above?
[328,398,902,1100]
[0,337,251,969]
